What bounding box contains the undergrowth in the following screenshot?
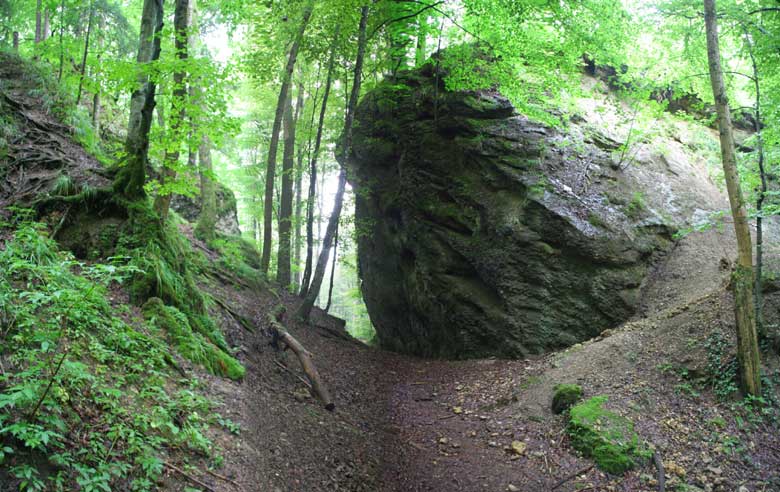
[0,218,234,491]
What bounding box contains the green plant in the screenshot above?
[625,192,646,219]
[0,221,232,490]
[703,332,739,400]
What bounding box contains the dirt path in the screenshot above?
[188,225,780,492]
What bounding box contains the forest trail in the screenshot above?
[188,222,780,492]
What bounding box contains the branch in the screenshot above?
[368,1,445,40]
[749,7,780,15]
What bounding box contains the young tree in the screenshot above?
[298,5,369,321]
[300,27,339,297]
[261,2,314,275]
[154,0,191,221]
[277,91,295,287]
[113,0,164,199]
[703,0,761,395]
[75,0,96,105]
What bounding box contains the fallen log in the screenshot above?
[268,305,335,411]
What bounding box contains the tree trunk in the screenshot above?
[300,28,339,297]
[297,6,369,322]
[415,15,427,67]
[43,9,50,41]
[12,31,18,51]
[35,0,42,44]
[742,30,767,339]
[113,0,164,199]
[57,0,65,81]
[277,92,295,288]
[325,222,338,312]
[703,0,761,396]
[195,135,217,241]
[293,82,306,291]
[154,0,190,222]
[76,0,95,106]
[261,3,314,275]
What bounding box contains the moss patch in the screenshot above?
[143,297,245,380]
[567,396,650,474]
[551,383,583,414]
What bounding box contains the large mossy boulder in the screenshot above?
[344,56,727,358]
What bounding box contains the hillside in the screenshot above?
[1,46,780,492]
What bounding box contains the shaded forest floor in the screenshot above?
[189,224,780,492]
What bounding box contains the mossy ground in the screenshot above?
[567,396,651,474]
[143,297,245,380]
[552,383,583,414]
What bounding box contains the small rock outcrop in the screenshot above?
[171,181,241,236]
[345,60,727,358]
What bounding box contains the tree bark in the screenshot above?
[325,222,338,312]
[12,31,18,51]
[154,0,190,221]
[277,92,296,287]
[703,0,761,396]
[57,0,65,81]
[298,6,370,322]
[742,30,767,339]
[300,28,339,297]
[113,0,164,199]
[293,82,307,291]
[76,0,95,106]
[261,3,314,275]
[43,9,50,41]
[35,0,42,44]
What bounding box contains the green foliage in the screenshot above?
[142,298,245,380]
[567,396,651,474]
[0,220,230,490]
[703,331,739,400]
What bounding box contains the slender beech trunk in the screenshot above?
[91,16,105,133]
[57,0,65,81]
[12,31,18,51]
[703,0,761,396]
[154,0,190,221]
[43,9,50,41]
[195,135,217,241]
[76,0,95,106]
[293,82,306,291]
[35,0,42,44]
[277,92,295,287]
[298,6,369,321]
[300,28,339,297]
[261,3,314,275]
[325,223,338,312]
[742,31,768,339]
[113,0,164,199]
[415,16,427,67]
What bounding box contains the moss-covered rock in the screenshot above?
[551,383,583,414]
[142,297,245,380]
[567,396,650,474]
[343,50,725,358]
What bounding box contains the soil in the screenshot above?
[177,224,780,492]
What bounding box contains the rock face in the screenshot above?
[345,63,727,358]
[171,181,241,236]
